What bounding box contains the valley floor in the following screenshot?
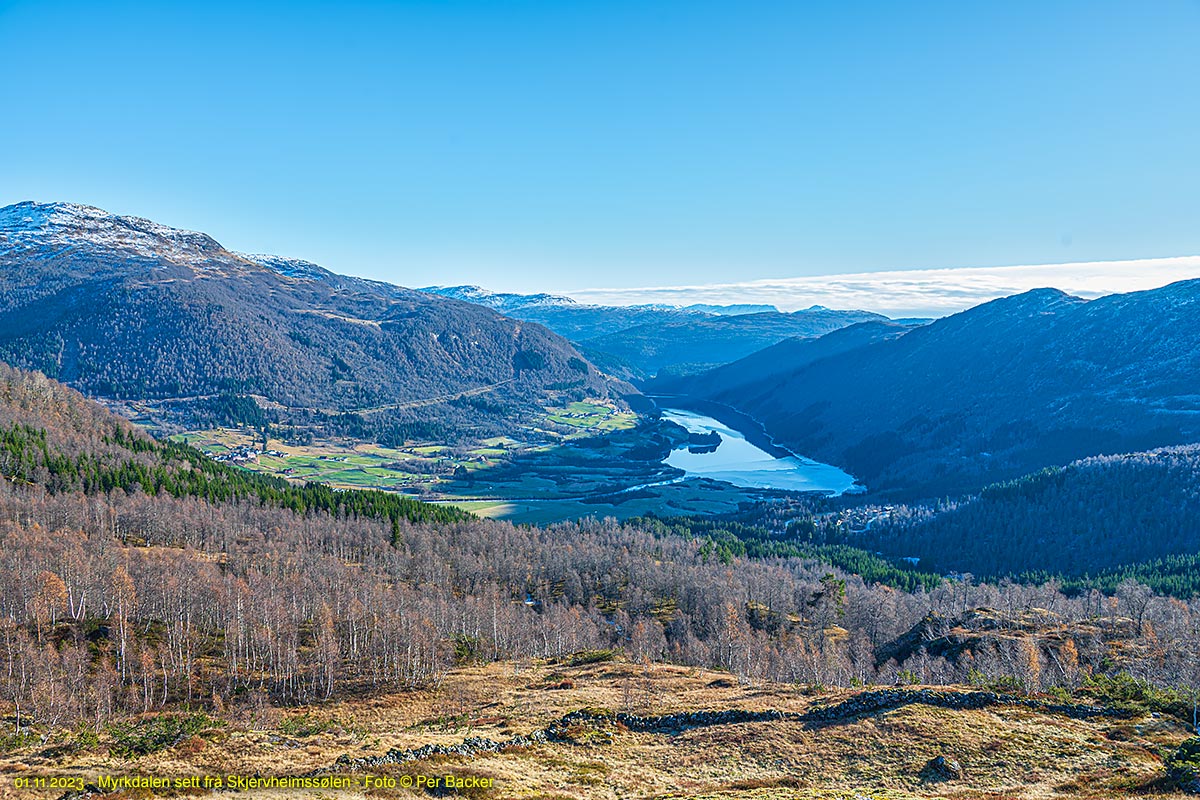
[3,660,1194,799]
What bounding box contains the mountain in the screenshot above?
[419,286,884,377]
[681,303,778,315]
[648,320,918,398]
[0,202,619,436]
[420,284,578,314]
[684,283,1200,496]
[582,307,894,377]
[421,285,714,340]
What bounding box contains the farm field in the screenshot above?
[168,401,692,518]
[170,400,814,523]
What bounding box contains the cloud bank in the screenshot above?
[568,256,1200,318]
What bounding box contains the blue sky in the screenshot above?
[2,0,1198,308]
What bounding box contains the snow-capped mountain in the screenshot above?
[0,201,235,270]
[420,285,578,313]
[0,201,618,426]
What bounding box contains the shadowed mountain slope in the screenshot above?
[681,283,1200,496]
[0,203,618,429]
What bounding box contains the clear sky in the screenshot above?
[2,0,1198,305]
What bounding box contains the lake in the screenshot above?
[660,408,862,496]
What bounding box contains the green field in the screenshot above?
[544,400,637,432]
[170,400,782,524]
[169,399,647,503]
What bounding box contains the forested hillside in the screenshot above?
[859,446,1200,590]
[691,284,1200,496]
[0,362,467,526]
[0,202,619,437]
[3,361,1200,750]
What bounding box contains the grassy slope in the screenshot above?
[5,660,1193,799]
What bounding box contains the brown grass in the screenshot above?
[0,661,1195,799]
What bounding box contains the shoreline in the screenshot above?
[646,393,865,495]
[645,394,804,461]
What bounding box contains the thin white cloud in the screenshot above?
[567,256,1200,318]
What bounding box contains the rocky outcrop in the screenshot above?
[801,688,1123,723]
[921,754,964,782]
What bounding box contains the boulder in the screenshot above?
[921,754,964,782]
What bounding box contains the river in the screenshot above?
[660,408,862,496]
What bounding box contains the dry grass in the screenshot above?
[0,661,1194,799]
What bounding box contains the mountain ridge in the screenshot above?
[0,201,621,436]
[677,281,1200,496]
[421,284,893,376]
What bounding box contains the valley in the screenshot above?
[4,202,1200,799]
[165,401,814,524]
[6,5,1199,797]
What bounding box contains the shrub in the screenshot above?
[1166,737,1200,793]
[567,649,616,667]
[1077,673,1188,719]
[107,713,216,758]
[0,730,37,753]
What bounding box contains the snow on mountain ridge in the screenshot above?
[422,285,579,311]
[238,252,334,280]
[0,200,231,269]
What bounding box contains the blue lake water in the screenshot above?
[661,408,861,496]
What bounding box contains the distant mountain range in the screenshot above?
[675,282,1200,496]
[648,320,919,396]
[584,308,895,377]
[0,202,620,436]
[422,284,890,377]
[421,284,776,343]
[423,285,777,317]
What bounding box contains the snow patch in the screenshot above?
[0,201,234,271]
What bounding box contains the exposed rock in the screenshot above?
[921,754,964,782]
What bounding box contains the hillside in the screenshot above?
[582,307,892,377]
[0,202,619,437]
[859,445,1200,585]
[4,362,1200,798]
[4,660,1196,799]
[649,320,916,398]
[0,360,466,526]
[685,283,1200,496]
